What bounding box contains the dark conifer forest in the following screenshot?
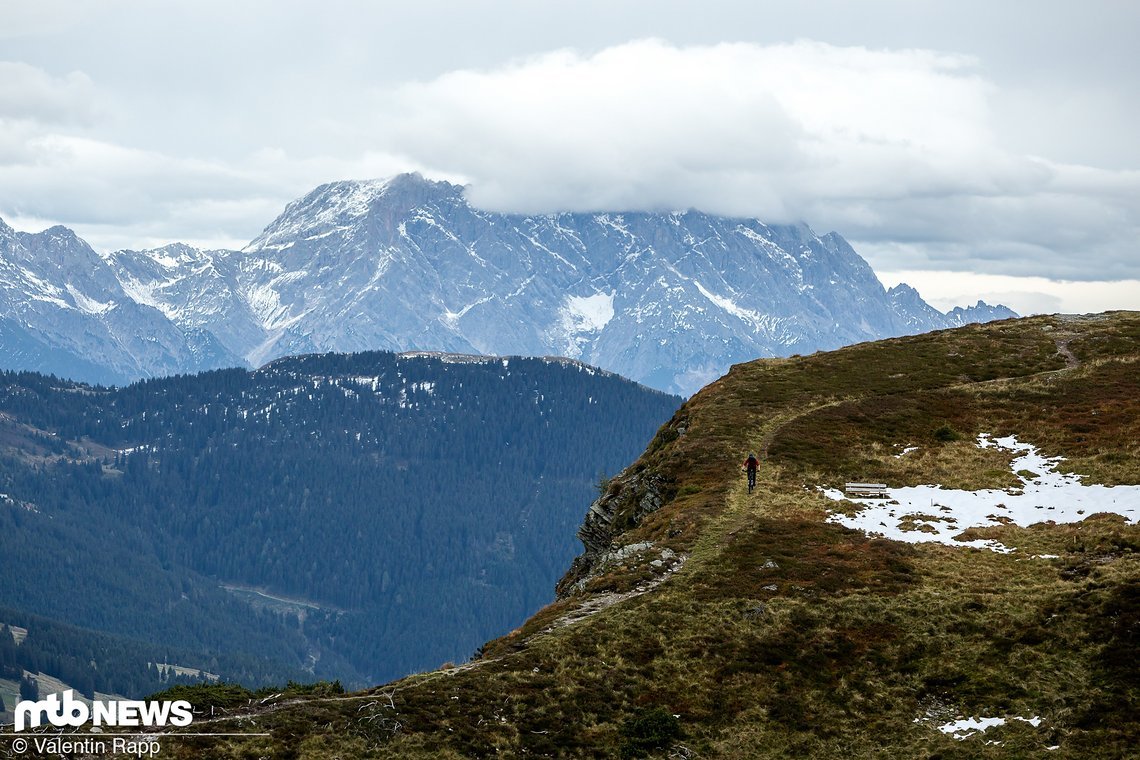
[0,352,680,696]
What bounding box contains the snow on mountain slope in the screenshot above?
[0,174,1016,393]
[107,243,264,362]
[0,218,241,384]
[823,434,1140,552]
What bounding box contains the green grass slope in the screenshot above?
[33,313,1140,758]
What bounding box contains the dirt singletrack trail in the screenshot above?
[1053,337,1080,369]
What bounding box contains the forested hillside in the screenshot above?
[0,351,679,694]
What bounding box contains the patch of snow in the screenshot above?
[692,280,784,336]
[442,295,493,326]
[246,178,391,251]
[245,278,308,333]
[894,446,919,459]
[937,716,1004,739]
[824,434,1140,552]
[555,292,615,358]
[303,228,342,243]
[148,251,184,269]
[594,213,631,237]
[66,284,115,315]
[17,269,71,308]
[347,376,383,392]
[524,233,577,269]
[398,351,496,365]
[934,715,1042,740]
[565,293,615,332]
[503,274,535,301]
[735,226,770,247]
[245,283,286,325]
[736,225,804,287]
[116,273,169,311]
[116,445,151,455]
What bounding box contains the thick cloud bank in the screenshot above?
[393,41,1020,213]
[0,33,1137,308]
[387,40,1139,283]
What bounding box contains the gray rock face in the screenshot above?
[106,243,263,363]
[555,466,672,598]
[945,301,1018,327]
[0,218,242,384]
[0,174,1017,393]
[888,284,1018,333]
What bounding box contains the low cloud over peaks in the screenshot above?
[381,39,1138,283]
[1,30,1137,300]
[387,40,1036,214]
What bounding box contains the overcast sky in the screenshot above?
[1,0,1137,314]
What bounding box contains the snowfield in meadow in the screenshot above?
[823,434,1140,552]
[933,714,1042,740]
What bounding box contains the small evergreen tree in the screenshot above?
[19,675,38,702]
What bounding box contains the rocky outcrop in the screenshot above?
[555,469,673,598]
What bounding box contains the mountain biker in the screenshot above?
[742,452,759,493]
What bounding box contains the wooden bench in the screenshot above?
[844,482,890,498]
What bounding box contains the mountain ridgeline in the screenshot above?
[132,312,1140,759]
[0,173,1014,395]
[0,351,680,693]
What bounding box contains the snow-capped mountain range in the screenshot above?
[0,173,1015,394]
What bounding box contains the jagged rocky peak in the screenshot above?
[0,216,19,251]
[382,170,461,199]
[245,172,461,252]
[0,218,16,254]
[0,179,1018,394]
[947,301,1018,326]
[41,224,80,240]
[144,241,214,260]
[887,283,921,299]
[7,222,96,268]
[110,241,219,271]
[785,220,822,244]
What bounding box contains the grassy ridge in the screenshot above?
[61,313,1139,758]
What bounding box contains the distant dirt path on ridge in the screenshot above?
[758,398,850,460]
[758,330,1087,463]
[1053,337,1080,369]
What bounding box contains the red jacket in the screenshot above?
[743,455,759,471]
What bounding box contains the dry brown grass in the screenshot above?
[136,313,1140,759]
